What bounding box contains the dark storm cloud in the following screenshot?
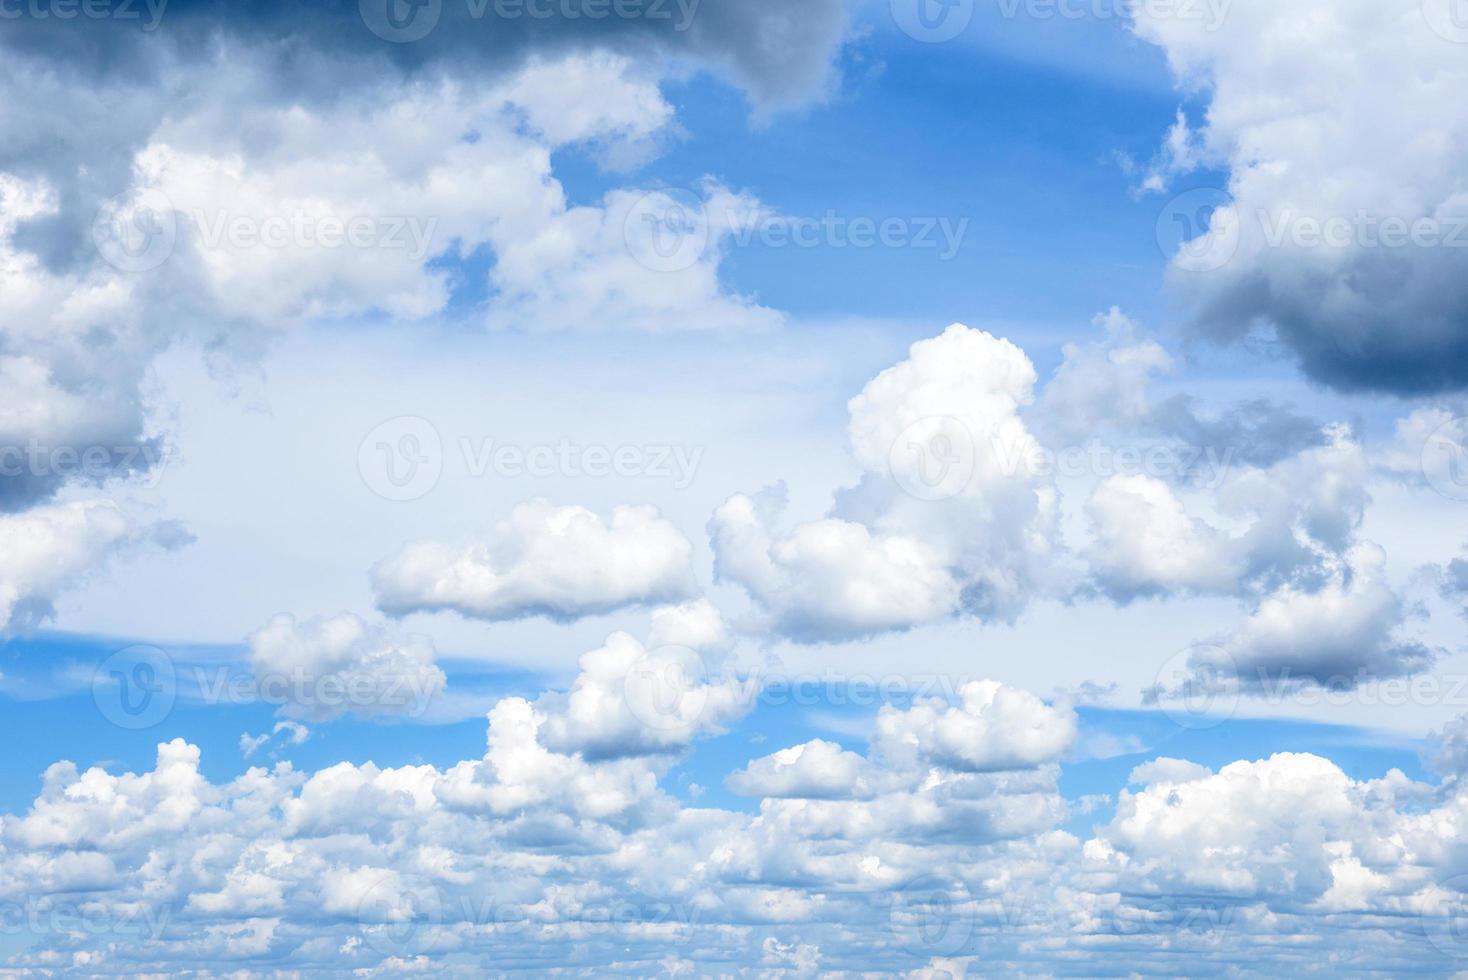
[1181,249,1468,395]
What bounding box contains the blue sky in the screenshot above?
[3,0,1468,975]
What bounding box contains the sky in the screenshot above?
[2,0,1468,975]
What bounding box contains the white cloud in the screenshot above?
[1205,543,1437,689]
[710,324,1062,641]
[1088,752,1437,909]
[709,489,960,641]
[1085,474,1241,599]
[1134,0,1468,393]
[872,681,1077,774]
[4,677,1468,975]
[726,739,882,800]
[536,630,754,759]
[372,500,697,623]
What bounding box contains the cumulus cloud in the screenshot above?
[1206,543,1437,690]
[726,738,883,800]
[0,0,849,279]
[1084,473,1242,599]
[710,324,1062,641]
[1085,420,1374,600]
[1088,752,1438,910]
[372,500,697,623]
[8,687,1468,975]
[247,613,446,720]
[1135,0,1468,393]
[709,486,961,641]
[536,630,754,759]
[872,681,1077,774]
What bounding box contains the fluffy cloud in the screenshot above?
[710,324,1061,641]
[1202,543,1437,690]
[872,680,1077,774]
[246,613,446,720]
[726,739,883,800]
[372,500,697,623]
[536,630,754,759]
[1088,752,1437,909]
[1079,386,1370,606]
[1084,473,1242,599]
[0,0,849,280]
[0,47,784,631]
[0,176,174,511]
[6,680,1468,975]
[1135,0,1468,393]
[709,486,961,641]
